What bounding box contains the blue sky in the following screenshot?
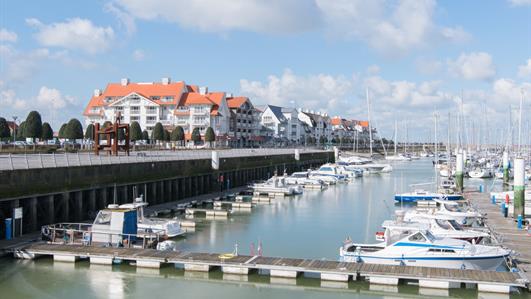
[1,0,530,141]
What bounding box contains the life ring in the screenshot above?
[41,226,50,236]
[218,253,235,260]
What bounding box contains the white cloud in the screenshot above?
[315,0,469,55]
[36,86,76,109]
[112,0,319,34]
[26,18,115,54]
[111,0,467,55]
[517,59,531,78]
[132,49,145,61]
[508,0,531,6]
[447,52,496,80]
[366,65,380,75]
[104,2,136,35]
[0,28,18,42]
[0,83,28,110]
[416,58,443,75]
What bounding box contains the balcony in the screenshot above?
[145,108,158,115]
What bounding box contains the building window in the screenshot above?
[146,106,157,114]
[162,96,173,102]
[115,106,123,111]
[151,96,160,101]
[130,116,140,121]
[146,116,156,124]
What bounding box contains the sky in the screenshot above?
[1,0,530,143]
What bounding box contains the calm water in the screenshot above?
[0,160,526,298]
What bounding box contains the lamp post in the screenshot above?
[12,116,18,146]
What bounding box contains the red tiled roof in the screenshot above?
[226,96,249,108]
[330,117,341,126]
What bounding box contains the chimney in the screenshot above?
[93,89,102,97]
[199,86,208,95]
[226,92,233,98]
[121,78,129,86]
[161,77,170,85]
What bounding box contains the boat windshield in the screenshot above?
[424,231,436,242]
[448,220,463,230]
[319,167,334,173]
[408,232,427,242]
[94,210,112,225]
[435,219,452,230]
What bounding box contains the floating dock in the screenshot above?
[213,201,253,209]
[13,243,527,294]
[185,208,229,217]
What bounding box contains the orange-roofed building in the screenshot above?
[226,96,260,147]
[82,78,232,144]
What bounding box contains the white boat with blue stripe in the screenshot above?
[339,230,509,271]
[394,189,462,202]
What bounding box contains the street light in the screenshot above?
[12,116,18,144]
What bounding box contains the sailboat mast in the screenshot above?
[366,87,373,156]
[434,112,439,188]
[394,119,398,156]
[518,89,524,155]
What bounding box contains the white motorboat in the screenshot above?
[284,171,326,189]
[251,176,303,195]
[310,164,349,182]
[405,199,484,226]
[385,154,411,161]
[468,168,493,178]
[117,197,184,238]
[340,230,509,270]
[382,213,490,243]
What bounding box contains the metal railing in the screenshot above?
[41,223,164,249]
[0,148,330,171]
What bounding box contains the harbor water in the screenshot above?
[0,160,525,298]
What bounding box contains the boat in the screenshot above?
[117,197,184,238]
[405,199,485,226]
[339,229,509,270]
[310,164,349,182]
[382,212,490,243]
[394,189,462,202]
[468,168,493,178]
[284,171,327,189]
[251,175,303,195]
[385,154,411,161]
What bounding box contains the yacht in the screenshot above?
[381,213,490,243]
[385,154,411,161]
[117,197,184,238]
[394,189,462,202]
[251,176,303,195]
[339,230,509,270]
[405,199,484,226]
[284,171,326,189]
[310,164,349,182]
[468,168,493,178]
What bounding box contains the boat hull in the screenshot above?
[340,254,506,271]
[394,194,462,202]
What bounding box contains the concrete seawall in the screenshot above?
[0,151,333,239]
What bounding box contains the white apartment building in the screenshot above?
[83,78,231,141]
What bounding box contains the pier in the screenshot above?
[467,189,531,287]
[185,208,229,217]
[13,243,526,294]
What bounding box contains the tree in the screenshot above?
[85,124,94,140]
[0,117,10,140]
[58,123,67,138]
[163,130,170,141]
[205,127,215,147]
[191,127,201,144]
[152,122,164,142]
[171,126,185,146]
[141,130,149,141]
[130,121,142,141]
[319,135,325,145]
[65,118,83,140]
[24,111,42,141]
[41,122,53,140]
[17,121,26,141]
[102,121,112,129]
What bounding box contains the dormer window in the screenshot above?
[151,96,160,101]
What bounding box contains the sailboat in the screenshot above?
[386,119,411,161]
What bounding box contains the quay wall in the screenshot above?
[0,151,333,239]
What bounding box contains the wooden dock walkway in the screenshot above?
[467,189,531,289]
[13,243,527,294]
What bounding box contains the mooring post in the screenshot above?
[455,151,464,192]
[503,151,510,183]
[514,157,525,220]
